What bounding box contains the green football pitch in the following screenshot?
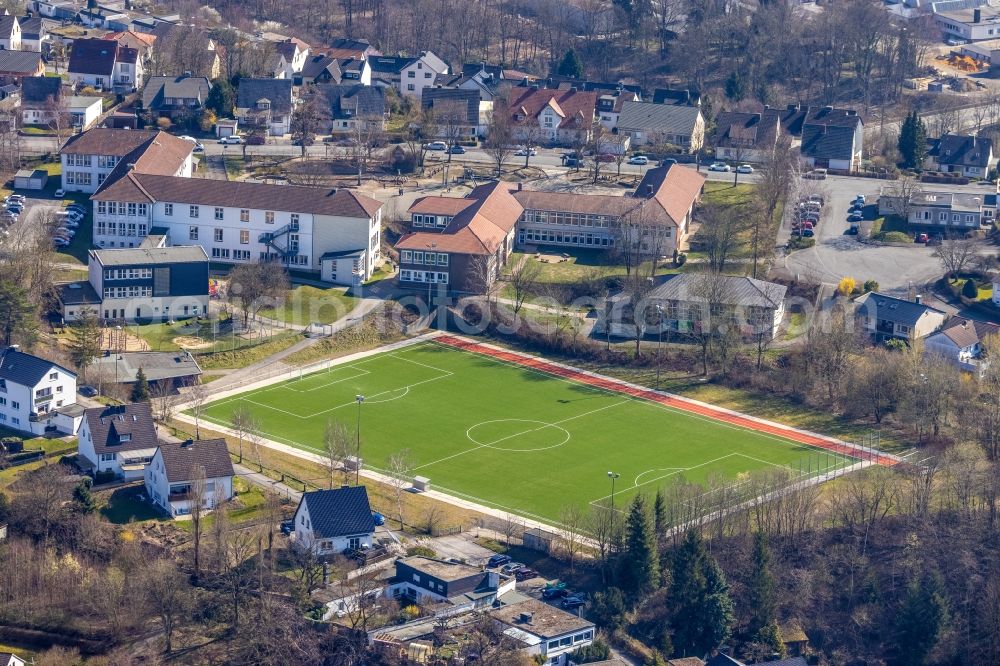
[195,341,853,524]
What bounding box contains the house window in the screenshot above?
[438,253,448,266]
[190,205,200,218]
[97,201,106,214]
[127,203,136,216]
[348,536,360,549]
[407,84,415,91]
[189,226,198,240]
[49,372,57,380]
[11,401,18,410]
[240,230,249,244]
[214,228,223,242]
[291,213,299,227]
[265,211,275,224]
[240,209,249,222]
[215,207,224,220]
[407,71,415,78]
[401,250,412,262]
[164,203,173,216]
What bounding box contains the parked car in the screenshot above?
[855,194,866,204]
[595,153,616,163]
[5,194,24,205]
[487,554,512,568]
[246,134,266,146]
[54,188,65,198]
[372,512,385,526]
[561,596,586,609]
[807,194,825,206]
[628,155,650,165]
[501,562,526,575]
[448,145,466,154]
[562,155,582,167]
[847,213,863,223]
[78,385,98,397]
[542,586,569,600]
[514,147,538,157]
[424,141,447,151]
[514,567,539,581]
[708,162,730,172]
[736,164,754,174]
[53,237,70,247]
[800,228,814,237]
[218,135,243,145]
[847,224,859,235]
[916,233,929,243]
[804,168,827,180]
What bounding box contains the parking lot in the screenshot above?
[2,191,72,255]
[780,175,978,296]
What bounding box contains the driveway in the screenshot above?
[780,175,989,296]
[413,534,499,565]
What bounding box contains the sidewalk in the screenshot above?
[234,463,302,502]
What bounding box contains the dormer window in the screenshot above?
[256,98,271,110]
[119,433,131,443]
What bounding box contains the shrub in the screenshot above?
[963,278,979,299]
[405,545,436,558]
[837,277,857,297]
[156,116,171,130]
[674,253,687,267]
[863,279,880,293]
[787,236,815,250]
[94,470,116,485]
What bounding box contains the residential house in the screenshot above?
[853,292,947,342]
[616,101,705,151]
[877,188,997,230]
[19,74,61,126]
[141,74,211,120]
[337,56,370,85]
[396,181,523,294]
[926,133,996,177]
[148,23,220,79]
[507,86,600,145]
[713,109,782,163]
[489,598,596,666]
[77,402,159,479]
[17,16,50,52]
[652,87,700,106]
[934,3,1000,42]
[397,163,705,293]
[266,51,289,80]
[596,89,641,131]
[705,655,807,666]
[78,3,130,31]
[369,51,448,99]
[925,316,1000,374]
[0,15,22,50]
[104,29,156,57]
[422,87,491,138]
[235,77,293,136]
[298,54,342,85]
[89,350,202,389]
[525,76,643,98]
[389,556,513,612]
[293,486,376,556]
[799,106,864,171]
[326,37,378,60]
[91,173,384,280]
[433,62,517,102]
[145,438,234,518]
[67,38,141,91]
[27,0,79,21]
[57,242,209,322]
[67,95,102,129]
[60,127,194,194]
[0,49,42,80]
[272,37,310,78]
[0,652,25,666]
[0,345,78,436]
[607,273,787,339]
[319,83,387,133]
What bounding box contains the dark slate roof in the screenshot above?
[0,49,40,74]
[21,75,61,104]
[929,133,994,168]
[422,87,481,124]
[368,55,415,75]
[300,54,341,82]
[0,15,17,37]
[235,77,293,114]
[757,658,808,666]
[652,88,699,105]
[800,107,863,161]
[17,16,45,40]
[462,62,504,80]
[298,486,375,539]
[331,38,372,52]
[83,402,159,455]
[617,101,701,135]
[158,438,234,482]
[0,347,75,387]
[647,273,786,309]
[704,655,743,666]
[57,280,101,306]
[530,75,643,96]
[319,83,386,120]
[854,292,945,327]
[771,103,810,136]
[713,110,780,150]
[68,38,118,76]
[142,75,210,109]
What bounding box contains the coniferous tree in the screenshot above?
[897,573,949,665]
[898,111,927,169]
[618,494,660,600]
[653,488,667,547]
[131,368,151,403]
[68,308,101,379]
[557,49,584,78]
[747,532,784,655]
[669,530,735,656]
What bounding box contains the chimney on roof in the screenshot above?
[8,344,17,351]
[517,182,523,191]
[518,612,533,624]
[126,162,135,170]
[181,440,194,448]
[975,8,983,22]
[181,70,191,78]
[646,184,653,196]
[787,103,798,111]
[569,86,577,93]
[915,294,923,304]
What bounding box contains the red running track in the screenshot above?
[434,335,897,467]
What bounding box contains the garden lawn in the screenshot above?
[259,285,359,325]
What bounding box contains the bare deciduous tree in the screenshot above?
[386,448,415,529]
[934,234,982,278]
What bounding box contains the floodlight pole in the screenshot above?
[655,304,663,390]
[607,470,620,535]
[355,394,365,486]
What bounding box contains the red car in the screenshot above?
[596,154,616,163]
[916,233,929,243]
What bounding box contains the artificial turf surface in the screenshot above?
[196,341,853,524]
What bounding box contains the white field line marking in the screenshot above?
[283,366,371,392]
[412,398,630,471]
[588,453,742,506]
[633,467,687,487]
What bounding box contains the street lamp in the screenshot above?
[114,324,123,384]
[607,470,620,533]
[355,394,365,486]
[655,304,663,390]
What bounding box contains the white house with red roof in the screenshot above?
[508,86,600,145]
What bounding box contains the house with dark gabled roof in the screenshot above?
[422,86,491,138]
[141,74,211,119]
[235,77,293,135]
[293,486,376,555]
[925,316,1000,375]
[800,106,864,171]
[926,133,996,178]
[17,16,50,52]
[854,292,946,342]
[76,402,159,478]
[318,83,387,133]
[0,49,42,80]
[145,438,235,518]
[0,652,26,666]
[298,53,341,85]
[713,109,782,164]
[68,37,142,92]
[616,100,705,151]
[20,74,62,126]
[0,346,78,436]
[328,37,378,60]
[0,14,22,50]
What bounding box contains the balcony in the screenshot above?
[34,394,52,405]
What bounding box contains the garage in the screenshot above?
[13,168,47,190]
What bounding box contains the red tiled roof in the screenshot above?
[634,164,706,227]
[507,87,599,130]
[397,181,521,255]
[408,196,477,216]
